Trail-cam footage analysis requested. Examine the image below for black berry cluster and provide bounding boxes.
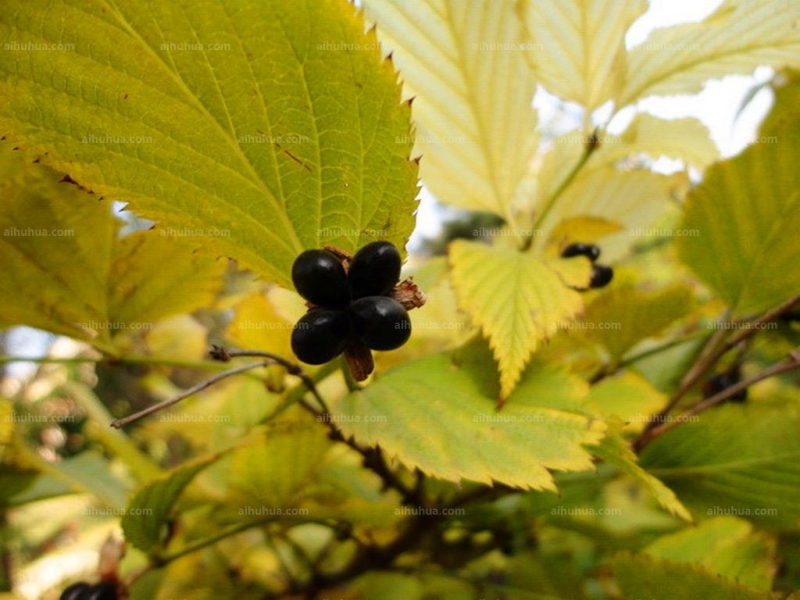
[291,241,411,365]
[60,581,117,600]
[560,242,613,290]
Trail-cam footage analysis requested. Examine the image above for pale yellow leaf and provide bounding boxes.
[619,0,800,106]
[449,239,584,399]
[604,114,719,170]
[363,0,538,222]
[537,168,689,260]
[521,0,647,110]
[145,315,208,361]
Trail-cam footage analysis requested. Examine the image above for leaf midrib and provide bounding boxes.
[102,0,302,251]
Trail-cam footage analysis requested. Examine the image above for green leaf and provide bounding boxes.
[122,452,224,552]
[0,0,418,289]
[520,0,647,111]
[0,146,116,344]
[329,350,606,491]
[644,516,776,591]
[590,421,691,521]
[449,239,587,399]
[584,372,665,430]
[363,0,537,223]
[759,70,800,136]
[226,420,331,507]
[107,231,225,333]
[618,0,800,106]
[614,552,780,600]
[581,285,694,363]
[0,145,225,349]
[640,403,800,528]
[677,115,800,315]
[46,451,131,510]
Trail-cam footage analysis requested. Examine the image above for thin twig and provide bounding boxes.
[212,346,331,414]
[525,128,602,250]
[635,292,800,450]
[110,361,270,428]
[636,347,800,451]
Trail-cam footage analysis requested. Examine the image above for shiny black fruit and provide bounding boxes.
[561,242,600,261]
[291,309,350,364]
[348,296,411,351]
[589,264,613,288]
[348,241,402,299]
[291,249,350,308]
[60,582,92,600]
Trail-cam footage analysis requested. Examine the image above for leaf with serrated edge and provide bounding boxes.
[613,552,776,600]
[644,516,775,592]
[590,420,691,521]
[520,0,646,111]
[122,452,224,552]
[0,0,418,289]
[640,403,800,528]
[449,239,585,399]
[330,351,606,491]
[678,115,800,316]
[618,0,800,106]
[363,0,537,223]
[0,146,224,350]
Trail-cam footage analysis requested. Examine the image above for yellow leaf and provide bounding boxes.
[619,0,800,106]
[449,239,584,399]
[606,114,719,170]
[108,232,226,335]
[225,289,299,359]
[582,285,695,363]
[537,168,689,260]
[363,0,538,223]
[520,0,647,111]
[145,315,208,361]
[0,147,116,345]
[0,144,225,350]
[545,216,625,255]
[591,419,692,521]
[585,372,665,433]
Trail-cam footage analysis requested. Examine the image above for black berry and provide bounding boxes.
[348,241,402,299]
[87,582,118,600]
[291,249,350,308]
[60,583,92,600]
[561,242,600,261]
[348,296,411,351]
[589,264,613,288]
[291,309,350,364]
[703,372,747,402]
